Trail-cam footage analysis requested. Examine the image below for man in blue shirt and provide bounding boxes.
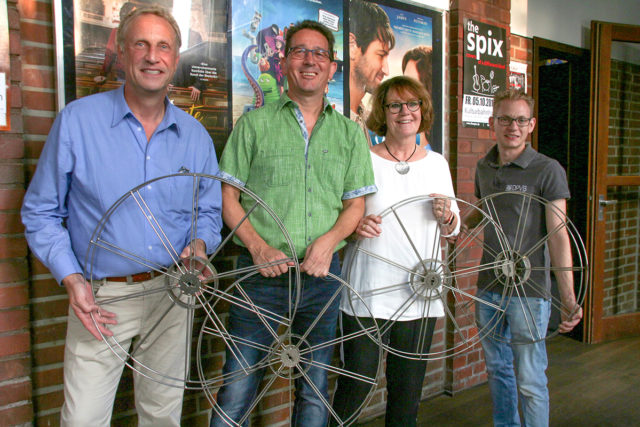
[21,7,222,426]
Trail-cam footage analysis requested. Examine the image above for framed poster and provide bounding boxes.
[229,0,344,126]
[347,0,443,153]
[54,0,230,154]
[461,18,507,129]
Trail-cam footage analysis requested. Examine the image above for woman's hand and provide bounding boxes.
[355,214,382,239]
[430,193,452,224]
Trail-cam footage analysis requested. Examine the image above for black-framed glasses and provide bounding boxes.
[384,100,422,114]
[495,116,533,127]
[286,46,332,62]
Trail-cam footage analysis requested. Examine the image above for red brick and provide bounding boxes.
[0,378,31,406]
[0,163,24,185]
[0,402,33,426]
[0,260,27,284]
[34,389,64,412]
[0,236,28,258]
[10,56,22,82]
[24,139,45,160]
[0,285,28,311]
[9,28,21,56]
[0,332,29,357]
[10,84,22,108]
[32,343,64,366]
[31,298,69,321]
[30,277,66,299]
[0,136,24,161]
[32,366,63,390]
[24,90,56,112]
[21,44,54,67]
[22,67,54,89]
[0,213,24,234]
[0,309,29,332]
[23,114,55,135]
[19,21,53,45]
[17,0,53,22]
[0,357,30,381]
[32,321,67,345]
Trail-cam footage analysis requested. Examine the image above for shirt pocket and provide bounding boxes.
[255,150,301,188]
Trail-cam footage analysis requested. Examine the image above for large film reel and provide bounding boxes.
[84,173,300,389]
[344,195,511,360]
[200,273,382,427]
[477,191,588,344]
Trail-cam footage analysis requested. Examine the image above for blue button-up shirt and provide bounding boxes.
[21,86,222,282]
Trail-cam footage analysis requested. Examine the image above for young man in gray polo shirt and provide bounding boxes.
[469,89,582,427]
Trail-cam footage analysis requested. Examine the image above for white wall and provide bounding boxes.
[513,0,640,63]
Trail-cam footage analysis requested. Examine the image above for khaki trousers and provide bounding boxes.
[60,276,188,426]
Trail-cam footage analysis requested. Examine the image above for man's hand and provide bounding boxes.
[300,234,335,277]
[249,244,294,277]
[559,304,583,333]
[180,239,211,278]
[62,273,116,340]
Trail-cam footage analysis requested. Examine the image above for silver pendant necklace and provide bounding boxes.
[383,141,417,175]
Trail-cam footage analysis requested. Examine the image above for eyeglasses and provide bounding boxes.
[495,116,533,127]
[286,46,331,62]
[384,100,422,114]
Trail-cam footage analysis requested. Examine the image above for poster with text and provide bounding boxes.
[230,0,344,126]
[462,18,507,129]
[348,0,442,152]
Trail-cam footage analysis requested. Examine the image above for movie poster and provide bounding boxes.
[348,0,442,153]
[462,18,507,129]
[62,0,230,154]
[230,0,344,126]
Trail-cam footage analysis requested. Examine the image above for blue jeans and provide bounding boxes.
[210,253,341,427]
[476,291,551,427]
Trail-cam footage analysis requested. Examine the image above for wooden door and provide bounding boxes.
[587,21,640,343]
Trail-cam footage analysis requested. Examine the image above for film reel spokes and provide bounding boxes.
[202,273,382,427]
[478,191,588,344]
[344,195,512,360]
[85,173,300,390]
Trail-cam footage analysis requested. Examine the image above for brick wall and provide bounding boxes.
[0,0,33,425]
[602,59,640,317]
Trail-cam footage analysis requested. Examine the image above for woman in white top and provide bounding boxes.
[332,76,459,426]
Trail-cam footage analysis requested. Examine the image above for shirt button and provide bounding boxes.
[147,245,152,250]
[308,212,312,217]
[308,188,312,192]
[147,185,152,190]
[138,127,142,132]
[146,156,151,160]
[308,237,312,242]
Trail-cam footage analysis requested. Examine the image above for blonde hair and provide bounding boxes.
[116,6,182,51]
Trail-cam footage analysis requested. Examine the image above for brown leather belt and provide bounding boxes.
[105,271,157,283]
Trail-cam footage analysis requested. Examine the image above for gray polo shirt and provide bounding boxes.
[474,144,570,298]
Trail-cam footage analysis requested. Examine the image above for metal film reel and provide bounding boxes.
[200,273,382,426]
[478,191,588,344]
[344,195,512,360]
[85,173,300,389]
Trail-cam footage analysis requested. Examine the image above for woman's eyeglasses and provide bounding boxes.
[384,100,422,114]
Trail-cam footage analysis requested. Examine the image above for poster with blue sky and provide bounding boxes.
[230,0,344,125]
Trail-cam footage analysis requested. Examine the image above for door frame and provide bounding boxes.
[587,21,640,343]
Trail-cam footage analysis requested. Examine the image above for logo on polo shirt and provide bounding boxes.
[505,184,528,192]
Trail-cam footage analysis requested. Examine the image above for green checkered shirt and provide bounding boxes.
[220,93,376,259]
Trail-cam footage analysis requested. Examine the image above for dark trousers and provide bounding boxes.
[331,313,436,427]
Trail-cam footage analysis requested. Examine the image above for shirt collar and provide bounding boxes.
[277,91,333,114]
[111,85,180,137]
[487,144,536,168]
